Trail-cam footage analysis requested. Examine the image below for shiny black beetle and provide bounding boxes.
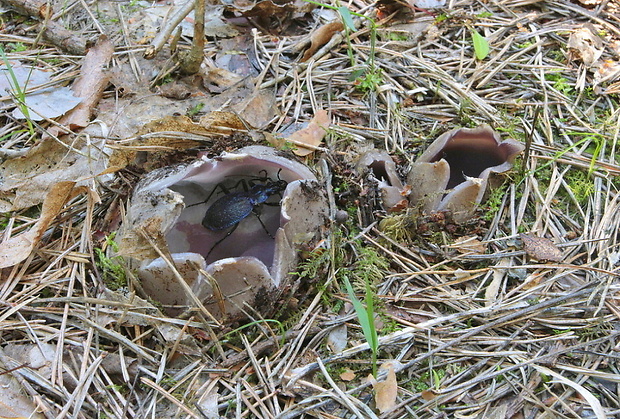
[202,174,287,231]
[190,170,288,256]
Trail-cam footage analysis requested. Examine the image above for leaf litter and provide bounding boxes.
[1,0,620,417]
[0,62,82,121]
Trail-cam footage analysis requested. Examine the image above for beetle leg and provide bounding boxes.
[187,178,247,208]
[206,222,240,257]
[252,210,275,238]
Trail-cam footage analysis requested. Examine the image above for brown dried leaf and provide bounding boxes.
[204,67,244,93]
[594,60,620,86]
[574,0,603,6]
[486,259,510,306]
[372,362,398,414]
[420,389,437,401]
[387,198,409,213]
[0,135,109,211]
[235,0,291,15]
[264,132,286,149]
[520,233,563,262]
[301,21,344,62]
[231,89,277,129]
[340,369,356,381]
[109,115,208,171]
[0,182,84,269]
[44,35,114,138]
[199,111,248,132]
[450,235,486,254]
[567,26,603,67]
[0,348,46,419]
[286,109,330,156]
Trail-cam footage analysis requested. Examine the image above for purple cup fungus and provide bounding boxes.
[117,146,328,320]
[407,125,524,222]
[356,150,410,212]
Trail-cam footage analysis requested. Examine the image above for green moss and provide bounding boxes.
[516,41,534,49]
[94,234,126,290]
[482,183,508,221]
[349,245,389,290]
[435,13,451,23]
[384,32,409,42]
[545,71,573,96]
[548,49,566,62]
[380,316,402,334]
[378,209,417,244]
[476,11,493,18]
[457,99,477,127]
[355,69,383,93]
[564,170,594,204]
[186,102,205,117]
[0,214,9,230]
[4,42,27,52]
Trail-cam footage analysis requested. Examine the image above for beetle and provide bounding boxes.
[188,170,288,256]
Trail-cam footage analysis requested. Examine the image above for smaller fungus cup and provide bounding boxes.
[408,125,524,222]
[357,150,408,211]
[117,146,328,320]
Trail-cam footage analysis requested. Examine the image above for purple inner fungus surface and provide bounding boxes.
[429,131,511,189]
[166,160,301,267]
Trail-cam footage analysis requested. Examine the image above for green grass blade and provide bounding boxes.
[344,276,373,343]
[364,280,378,353]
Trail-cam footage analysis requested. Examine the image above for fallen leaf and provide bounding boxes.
[340,369,356,381]
[231,88,277,129]
[420,389,437,401]
[301,21,344,62]
[575,0,603,4]
[450,235,486,254]
[199,111,249,133]
[204,66,244,93]
[0,62,50,92]
[286,109,330,156]
[326,324,347,352]
[0,182,84,269]
[387,198,409,213]
[532,365,606,419]
[0,350,45,419]
[0,136,108,211]
[485,259,510,306]
[520,233,563,262]
[372,362,398,414]
[0,62,81,121]
[12,87,82,120]
[109,115,208,171]
[44,34,114,138]
[196,390,220,419]
[567,26,603,67]
[594,60,620,87]
[60,35,114,126]
[157,81,192,99]
[264,132,287,149]
[410,0,446,9]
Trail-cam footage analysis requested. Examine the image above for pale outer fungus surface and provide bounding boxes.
[118,146,328,320]
[409,125,525,222]
[358,125,524,222]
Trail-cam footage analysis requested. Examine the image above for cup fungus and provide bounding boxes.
[117,146,328,320]
[408,125,524,222]
[357,150,409,211]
